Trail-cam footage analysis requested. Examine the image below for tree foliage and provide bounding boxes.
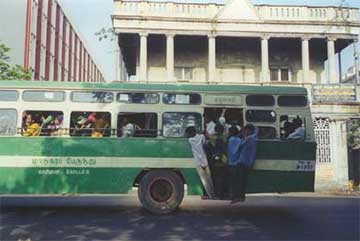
[348,119,360,150]
[95,28,116,42]
[0,43,31,80]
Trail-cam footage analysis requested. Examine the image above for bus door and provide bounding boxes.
[203,107,243,198]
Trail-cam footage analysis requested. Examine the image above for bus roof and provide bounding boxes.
[0,80,307,95]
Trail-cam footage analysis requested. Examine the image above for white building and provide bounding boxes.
[112,0,360,191]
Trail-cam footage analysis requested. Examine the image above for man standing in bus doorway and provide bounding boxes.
[231,124,258,204]
[186,126,216,199]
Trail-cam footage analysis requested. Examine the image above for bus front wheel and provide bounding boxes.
[138,170,184,215]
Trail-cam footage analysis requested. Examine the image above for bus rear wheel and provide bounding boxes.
[138,170,184,215]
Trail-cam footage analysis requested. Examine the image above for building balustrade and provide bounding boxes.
[115,0,358,23]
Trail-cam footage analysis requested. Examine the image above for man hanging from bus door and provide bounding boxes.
[185,126,216,199]
[230,124,258,204]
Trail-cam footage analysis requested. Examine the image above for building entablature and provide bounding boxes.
[113,0,360,38]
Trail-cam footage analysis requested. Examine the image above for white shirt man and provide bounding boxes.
[188,132,216,199]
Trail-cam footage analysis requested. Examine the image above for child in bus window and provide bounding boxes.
[50,115,64,136]
[23,114,41,137]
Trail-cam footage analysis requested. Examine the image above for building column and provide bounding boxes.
[327,37,337,83]
[139,32,148,82]
[261,36,270,82]
[166,34,175,81]
[301,37,310,83]
[354,39,359,85]
[208,34,216,83]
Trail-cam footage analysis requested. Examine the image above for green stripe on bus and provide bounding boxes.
[0,167,314,195]
[0,138,316,160]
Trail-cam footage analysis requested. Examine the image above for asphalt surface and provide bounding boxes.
[0,194,359,241]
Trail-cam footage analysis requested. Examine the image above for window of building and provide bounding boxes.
[117,93,159,104]
[23,91,65,102]
[118,112,158,138]
[0,109,17,136]
[280,115,306,140]
[256,126,277,140]
[70,112,111,137]
[0,90,19,101]
[71,91,113,103]
[175,67,193,81]
[22,111,64,137]
[246,110,276,123]
[246,95,275,107]
[163,93,201,105]
[278,96,308,107]
[270,68,290,81]
[163,112,202,138]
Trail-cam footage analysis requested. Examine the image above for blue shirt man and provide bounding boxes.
[238,129,258,168]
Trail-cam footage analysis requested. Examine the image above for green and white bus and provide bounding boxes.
[0,80,316,214]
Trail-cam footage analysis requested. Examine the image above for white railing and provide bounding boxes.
[114,1,359,23]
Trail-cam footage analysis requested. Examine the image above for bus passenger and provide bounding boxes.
[287,118,305,140]
[23,114,41,137]
[227,126,243,200]
[208,123,228,198]
[91,113,107,138]
[231,124,258,204]
[122,117,135,137]
[50,115,64,136]
[185,126,216,199]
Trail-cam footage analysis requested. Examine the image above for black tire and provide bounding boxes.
[138,170,184,215]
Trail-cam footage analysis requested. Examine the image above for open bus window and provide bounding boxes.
[23,91,65,102]
[70,112,111,138]
[163,112,202,138]
[22,111,64,137]
[0,90,19,101]
[117,93,159,104]
[246,110,276,123]
[0,109,17,136]
[204,108,243,135]
[280,115,306,140]
[163,93,201,105]
[256,126,277,140]
[71,91,113,103]
[118,113,158,138]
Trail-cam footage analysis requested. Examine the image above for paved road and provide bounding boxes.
[0,195,359,241]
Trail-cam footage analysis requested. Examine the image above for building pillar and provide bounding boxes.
[166,34,175,81]
[327,37,337,83]
[301,37,310,83]
[139,32,148,82]
[354,39,359,85]
[208,34,216,83]
[261,36,270,82]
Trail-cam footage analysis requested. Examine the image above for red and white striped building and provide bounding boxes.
[0,0,105,82]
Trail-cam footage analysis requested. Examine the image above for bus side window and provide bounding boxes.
[0,109,17,136]
[118,113,158,138]
[70,112,111,138]
[280,115,306,140]
[256,126,277,140]
[163,112,202,138]
[22,111,64,137]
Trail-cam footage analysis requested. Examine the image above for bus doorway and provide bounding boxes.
[203,107,243,199]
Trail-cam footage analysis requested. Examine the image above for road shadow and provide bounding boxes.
[0,196,359,241]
